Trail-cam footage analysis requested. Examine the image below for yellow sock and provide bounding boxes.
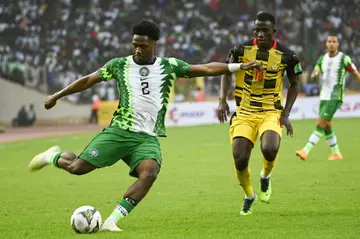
[235,167,254,197]
[261,157,277,178]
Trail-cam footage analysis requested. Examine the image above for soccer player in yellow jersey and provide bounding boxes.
[218,12,302,215]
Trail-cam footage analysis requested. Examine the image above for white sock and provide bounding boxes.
[245,193,256,200]
[109,215,118,223]
[303,131,323,153]
[44,151,56,163]
[260,170,271,179]
[109,205,128,223]
[326,134,337,146]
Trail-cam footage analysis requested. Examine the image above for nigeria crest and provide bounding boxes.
[139,67,150,77]
[89,148,99,157]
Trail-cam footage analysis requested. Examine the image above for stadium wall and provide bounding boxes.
[166,95,360,126]
[0,78,90,125]
[98,95,360,127]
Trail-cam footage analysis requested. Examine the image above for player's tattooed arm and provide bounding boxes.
[44,72,102,110]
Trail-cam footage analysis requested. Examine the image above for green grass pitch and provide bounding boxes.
[0,119,359,239]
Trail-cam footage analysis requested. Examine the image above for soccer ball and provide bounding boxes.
[70,205,102,234]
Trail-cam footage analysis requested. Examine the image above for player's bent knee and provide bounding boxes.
[232,138,252,171]
[136,159,159,183]
[139,170,158,184]
[317,118,329,128]
[234,159,248,171]
[61,151,77,161]
[261,144,279,162]
[68,158,96,175]
[68,164,86,175]
[260,131,280,161]
[233,151,249,163]
[325,121,332,129]
[233,151,250,171]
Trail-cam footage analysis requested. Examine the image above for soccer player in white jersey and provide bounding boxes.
[296,33,360,161]
[28,20,262,232]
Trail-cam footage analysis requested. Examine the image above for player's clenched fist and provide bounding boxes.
[44,95,58,110]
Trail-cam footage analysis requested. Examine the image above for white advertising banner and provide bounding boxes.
[165,101,234,127]
[165,95,360,127]
[289,95,360,120]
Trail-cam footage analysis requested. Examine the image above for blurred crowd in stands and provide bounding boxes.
[1,0,360,103]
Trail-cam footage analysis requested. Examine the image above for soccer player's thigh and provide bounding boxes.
[230,114,258,163]
[230,114,259,145]
[318,100,343,127]
[122,134,161,178]
[259,113,282,156]
[78,127,135,169]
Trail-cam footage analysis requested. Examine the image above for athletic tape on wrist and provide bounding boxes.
[228,63,242,72]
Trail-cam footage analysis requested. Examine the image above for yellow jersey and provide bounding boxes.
[226,39,302,114]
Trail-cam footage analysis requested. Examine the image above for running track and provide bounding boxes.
[0,125,103,143]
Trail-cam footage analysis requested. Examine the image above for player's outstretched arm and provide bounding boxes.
[186,61,263,78]
[44,71,102,110]
[218,74,232,123]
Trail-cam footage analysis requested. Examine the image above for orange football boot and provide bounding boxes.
[328,153,343,161]
[296,149,308,161]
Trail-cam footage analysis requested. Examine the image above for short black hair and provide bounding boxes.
[328,31,339,38]
[132,20,160,41]
[255,12,276,25]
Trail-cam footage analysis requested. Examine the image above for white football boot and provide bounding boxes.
[28,145,61,171]
[100,218,123,232]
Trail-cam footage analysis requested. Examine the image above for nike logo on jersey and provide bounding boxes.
[140,77,148,81]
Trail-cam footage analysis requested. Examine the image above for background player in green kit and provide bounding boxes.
[296,33,360,161]
[28,20,262,232]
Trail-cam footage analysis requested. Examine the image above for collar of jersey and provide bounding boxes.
[252,39,277,49]
[130,55,160,66]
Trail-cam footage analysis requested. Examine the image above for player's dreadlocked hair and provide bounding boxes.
[132,20,160,41]
[255,12,276,25]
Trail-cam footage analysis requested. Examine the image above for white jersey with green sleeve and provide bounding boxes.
[97,56,191,137]
[315,51,357,101]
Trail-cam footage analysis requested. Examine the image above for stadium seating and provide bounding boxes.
[0,0,359,102]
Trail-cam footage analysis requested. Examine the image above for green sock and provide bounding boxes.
[49,152,62,167]
[110,198,136,222]
[325,129,341,154]
[304,126,324,153]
